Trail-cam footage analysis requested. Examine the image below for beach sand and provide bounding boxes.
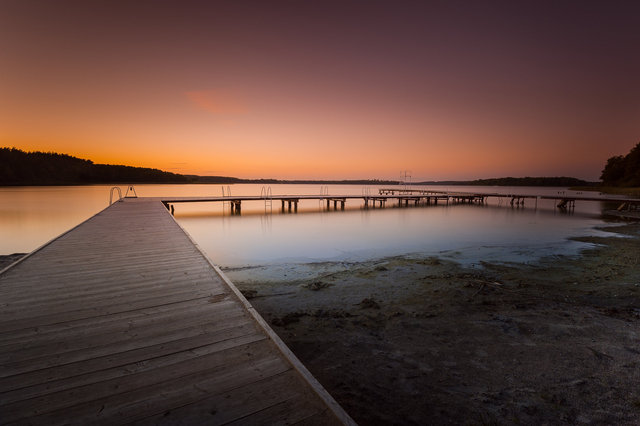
[225,222,640,425]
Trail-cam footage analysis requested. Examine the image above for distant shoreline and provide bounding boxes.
[1,148,598,187]
[1,178,599,187]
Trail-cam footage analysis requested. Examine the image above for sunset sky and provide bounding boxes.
[1,0,639,181]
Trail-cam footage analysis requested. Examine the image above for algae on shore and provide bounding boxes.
[225,223,640,425]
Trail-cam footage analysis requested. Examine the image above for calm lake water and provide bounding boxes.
[0,184,620,268]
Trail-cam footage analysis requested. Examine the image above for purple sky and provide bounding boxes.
[1,0,639,180]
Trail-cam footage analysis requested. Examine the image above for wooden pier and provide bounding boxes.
[160,193,453,215]
[378,188,640,210]
[0,199,354,425]
[159,190,640,215]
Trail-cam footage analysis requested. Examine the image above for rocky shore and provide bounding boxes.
[226,222,640,425]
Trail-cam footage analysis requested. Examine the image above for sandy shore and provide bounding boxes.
[225,222,640,425]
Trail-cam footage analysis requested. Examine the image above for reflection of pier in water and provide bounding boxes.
[158,188,640,215]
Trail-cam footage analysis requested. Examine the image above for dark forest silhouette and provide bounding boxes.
[1,147,597,187]
[418,176,591,187]
[0,148,189,185]
[600,142,640,187]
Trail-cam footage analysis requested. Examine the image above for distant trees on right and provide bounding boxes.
[600,142,640,187]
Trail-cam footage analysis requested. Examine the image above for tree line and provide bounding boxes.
[0,148,398,186]
[600,142,640,187]
[5,145,634,187]
[0,148,190,185]
[417,176,592,187]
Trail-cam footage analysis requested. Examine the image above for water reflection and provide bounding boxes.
[0,186,111,253]
[177,200,612,268]
[0,184,618,267]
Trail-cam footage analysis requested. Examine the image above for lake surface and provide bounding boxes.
[0,184,621,268]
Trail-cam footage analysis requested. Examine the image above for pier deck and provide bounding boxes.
[157,189,640,215]
[0,199,353,425]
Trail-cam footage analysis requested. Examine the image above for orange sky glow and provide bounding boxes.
[1,1,639,181]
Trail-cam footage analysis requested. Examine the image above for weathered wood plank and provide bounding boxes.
[131,370,313,425]
[2,341,286,423]
[0,287,222,328]
[0,297,213,343]
[0,272,225,313]
[1,308,250,376]
[0,199,353,425]
[0,275,223,313]
[0,298,238,357]
[1,330,266,404]
[226,393,329,426]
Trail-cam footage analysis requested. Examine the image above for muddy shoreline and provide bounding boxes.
[226,222,640,425]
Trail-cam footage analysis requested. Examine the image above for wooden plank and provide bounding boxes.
[0,287,222,328]
[226,393,328,426]
[0,321,260,393]
[131,370,312,425]
[0,199,353,425]
[2,341,286,423]
[0,296,214,343]
[1,330,266,404]
[0,297,236,355]
[0,266,217,297]
[0,271,223,313]
[0,274,222,313]
[0,296,222,347]
[1,306,249,375]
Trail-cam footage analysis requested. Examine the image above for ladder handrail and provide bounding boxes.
[124,185,137,198]
[260,185,273,200]
[109,187,122,205]
[261,186,273,213]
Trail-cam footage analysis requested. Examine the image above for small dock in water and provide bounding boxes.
[157,187,640,215]
[378,188,640,210]
[0,199,354,425]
